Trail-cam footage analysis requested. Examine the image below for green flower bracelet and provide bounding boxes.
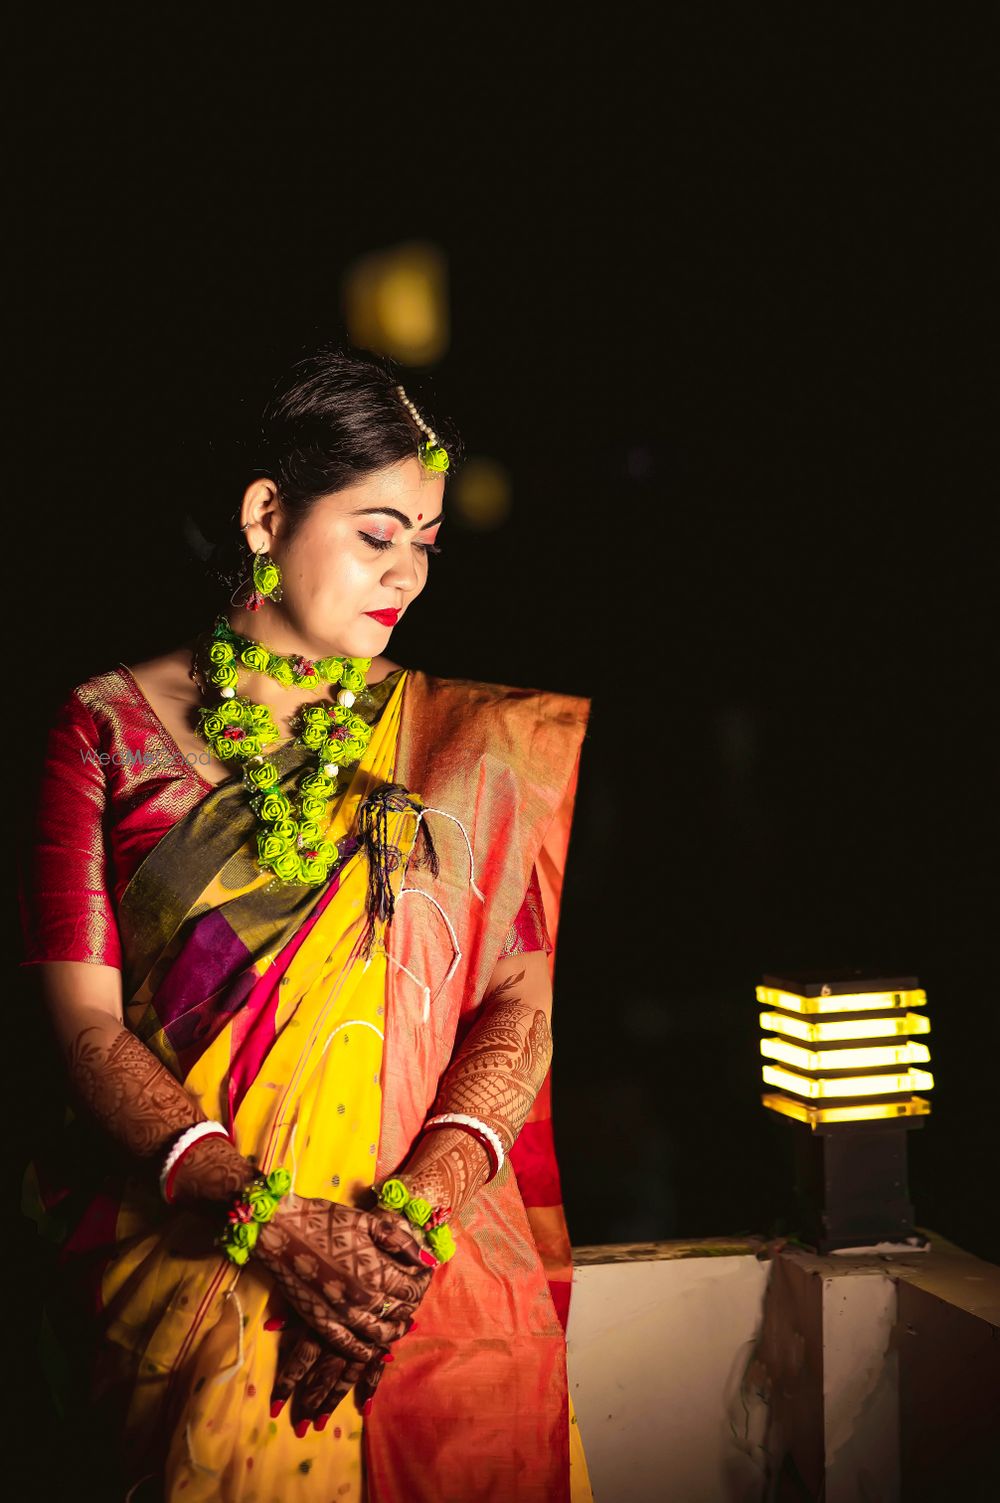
[219,1167,292,1267]
[376,1177,456,1263]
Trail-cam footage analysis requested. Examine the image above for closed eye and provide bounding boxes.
[359,533,442,556]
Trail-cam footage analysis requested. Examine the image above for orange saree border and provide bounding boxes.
[364,670,591,1503]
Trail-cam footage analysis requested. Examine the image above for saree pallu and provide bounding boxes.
[45,668,591,1502]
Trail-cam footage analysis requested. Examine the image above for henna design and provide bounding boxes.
[255,1193,432,1390]
[169,1134,257,1206]
[397,1128,492,1219]
[67,1024,205,1158]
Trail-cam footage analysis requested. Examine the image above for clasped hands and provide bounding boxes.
[252,1190,434,1432]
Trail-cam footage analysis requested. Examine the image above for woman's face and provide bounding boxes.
[240,457,445,660]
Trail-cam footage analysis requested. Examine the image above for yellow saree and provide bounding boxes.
[85,667,592,1501]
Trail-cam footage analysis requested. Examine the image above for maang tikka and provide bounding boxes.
[397,385,450,472]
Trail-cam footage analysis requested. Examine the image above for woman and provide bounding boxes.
[18,348,592,1502]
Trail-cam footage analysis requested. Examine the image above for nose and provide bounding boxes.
[381,547,419,594]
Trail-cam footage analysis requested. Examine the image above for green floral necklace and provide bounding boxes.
[192,615,373,887]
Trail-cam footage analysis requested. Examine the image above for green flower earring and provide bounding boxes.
[246,546,282,612]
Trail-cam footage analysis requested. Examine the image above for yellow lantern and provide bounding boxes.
[759,977,933,1127]
[759,972,932,1251]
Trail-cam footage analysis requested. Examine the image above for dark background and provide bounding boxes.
[11,6,996,1284]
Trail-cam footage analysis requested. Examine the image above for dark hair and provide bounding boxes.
[210,345,461,591]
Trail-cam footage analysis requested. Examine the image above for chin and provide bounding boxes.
[339,620,392,660]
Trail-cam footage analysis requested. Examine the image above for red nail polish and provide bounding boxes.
[263,1316,286,1331]
[418,1249,436,1267]
[294,1418,310,1439]
[408,1320,419,1333]
[315,1412,332,1432]
[382,1350,395,1363]
[270,1399,286,1418]
[363,1398,374,1415]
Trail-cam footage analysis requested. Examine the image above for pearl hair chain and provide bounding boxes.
[396,385,440,447]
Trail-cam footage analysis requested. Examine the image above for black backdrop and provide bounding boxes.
[11,9,996,1275]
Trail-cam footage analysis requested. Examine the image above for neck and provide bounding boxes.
[226,606,346,664]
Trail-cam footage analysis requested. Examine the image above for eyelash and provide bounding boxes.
[359,533,442,556]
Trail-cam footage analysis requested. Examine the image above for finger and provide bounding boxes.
[263,1294,290,1332]
[367,1209,429,1266]
[304,1315,379,1368]
[326,1356,368,1421]
[357,1356,387,1412]
[379,1260,434,1305]
[342,1299,414,1350]
[291,1351,346,1426]
[271,1330,324,1407]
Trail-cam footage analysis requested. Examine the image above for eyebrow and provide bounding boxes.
[349,507,444,530]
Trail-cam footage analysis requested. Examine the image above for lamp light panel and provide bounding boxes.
[761,1063,935,1099]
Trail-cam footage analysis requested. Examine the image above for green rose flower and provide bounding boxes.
[301,705,328,727]
[222,700,247,723]
[245,760,279,790]
[378,1179,409,1212]
[297,818,323,845]
[271,849,302,882]
[235,735,262,758]
[210,663,239,691]
[208,641,235,665]
[425,1223,456,1261]
[315,656,344,683]
[315,839,338,864]
[240,643,271,673]
[265,1167,292,1197]
[331,705,350,727]
[298,856,329,886]
[299,795,327,821]
[201,712,224,739]
[214,736,238,761]
[258,831,291,864]
[404,1196,433,1228]
[271,818,297,842]
[419,441,450,473]
[253,560,281,597]
[246,1185,280,1222]
[300,771,335,798]
[230,1220,260,1251]
[342,664,366,694]
[259,791,292,822]
[226,1243,251,1266]
[342,737,366,762]
[271,659,294,688]
[299,725,326,751]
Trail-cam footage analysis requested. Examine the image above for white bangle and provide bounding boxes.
[159,1120,230,1203]
[424,1113,506,1180]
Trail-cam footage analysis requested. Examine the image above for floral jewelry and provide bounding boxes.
[245,546,283,612]
[396,385,450,473]
[377,1177,457,1263]
[219,1167,292,1266]
[193,616,373,887]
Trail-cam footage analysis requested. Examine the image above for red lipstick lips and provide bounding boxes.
[365,608,400,626]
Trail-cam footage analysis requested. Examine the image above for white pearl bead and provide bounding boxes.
[338,689,356,707]
[324,763,338,777]
[221,687,236,699]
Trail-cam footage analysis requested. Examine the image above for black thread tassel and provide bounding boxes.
[356,783,437,958]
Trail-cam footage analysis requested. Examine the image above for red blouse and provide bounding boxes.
[18,666,552,970]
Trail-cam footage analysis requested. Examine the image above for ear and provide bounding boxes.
[239,479,283,553]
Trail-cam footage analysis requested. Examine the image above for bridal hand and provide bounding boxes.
[255,1193,432,1414]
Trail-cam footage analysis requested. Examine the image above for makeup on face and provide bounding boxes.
[354,507,444,555]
